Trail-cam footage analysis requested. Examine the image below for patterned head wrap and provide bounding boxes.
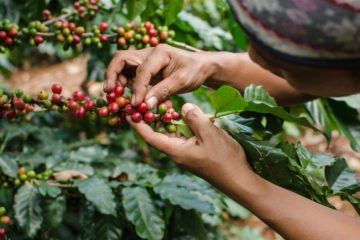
[227,0,360,68]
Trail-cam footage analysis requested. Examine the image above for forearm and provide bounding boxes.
[206,52,314,106]
[212,169,360,240]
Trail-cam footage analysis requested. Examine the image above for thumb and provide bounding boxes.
[182,103,214,141]
[145,77,179,109]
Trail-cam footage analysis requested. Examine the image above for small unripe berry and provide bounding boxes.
[38,90,48,100]
[114,84,125,97]
[137,102,148,113]
[75,106,86,118]
[166,124,177,133]
[51,83,62,94]
[96,98,106,107]
[27,170,36,178]
[67,99,79,110]
[73,91,85,101]
[158,103,167,115]
[144,112,156,123]
[43,100,52,109]
[108,102,120,113]
[131,112,142,123]
[98,106,109,118]
[84,100,95,110]
[54,21,63,29]
[0,207,6,216]
[117,27,125,35]
[52,94,62,103]
[106,92,116,102]
[14,98,25,109]
[162,113,172,123]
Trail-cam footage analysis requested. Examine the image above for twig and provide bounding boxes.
[171,40,203,52]
[43,11,75,26]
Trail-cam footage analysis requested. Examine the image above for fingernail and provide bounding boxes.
[131,94,136,105]
[103,82,107,90]
[147,96,158,109]
[182,103,194,115]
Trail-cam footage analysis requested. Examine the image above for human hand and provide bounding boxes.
[104,44,219,109]
[127,102,252,184]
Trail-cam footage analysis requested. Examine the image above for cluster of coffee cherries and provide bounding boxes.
[0,20,20,51]
[0,206,11,239]
[73,0,101,19]
[0,167,53,188]
[0,83,182,134]
[52,20,86,46]
[111,21,175,50]
[21,21,49,46]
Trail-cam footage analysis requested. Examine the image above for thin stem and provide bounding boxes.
[43,11,75,26]
[171,40,203,52]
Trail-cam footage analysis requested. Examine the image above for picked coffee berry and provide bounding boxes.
[14,98,25,109]
[0,228,6,238]
[73,91,85,101]
[137,102,148,113]
[106,92,116,102]
[75,106,86,118]
[52,94,62,103]
[162,113,172,123]
[67,99,79,110]
[108,102,120,113]
[144,111,156,123]
[131,112,142,123]
[98,106,109,118]
[84,100,95,110]
[114,84,125,97]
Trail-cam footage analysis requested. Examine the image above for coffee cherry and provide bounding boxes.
[75,106,86,118]
[142,35,150,44]
[160,31,168,40]
[162,113,172,123]
[84,99,95,110]
[166,124,177,133]
[73,1,80,9]
[137,102,148,113]
[8,28,18,37]
[114,84,125,97]
[108,102,120,113]
[0,228,6,238]
[124,32,133,40]
[24,104,34,112]
[125,104,134,114]
[144,112,156,123]
[149,37,159,46]
[43,99,52,109]
[171,111,180,120]
[117,37,126,46]
[108,116,118,126]
[106,92,116,102]
[14,98,25,109]
[158,103,167,115]
[23,95,32,103]
[96,98,106,107]
[4,37,13,46]
[99,22,108,32]
[98,106,109,118]
[0,207,5,216]
[88,111,97,121]
[34,35,44,44]
[73,91,85,101]
[148,28,157,37]
[117,27,125,36]
[52,94,62,103]
[68,22,76,31]
[42,9,52,20]
[73,34,81,44]
[27,170,36,178]
[144,21,152,30]
[99,34,108,43]
[54,21,63,29]
[67,99,79,110]
[116,97,127,108]
[0,216,11,225]
[0,31,6,39]
[18,167,27,175]
[131,112,142,123]
[75,26,85,35]
[37,90,48,100]
[51,84,62,95]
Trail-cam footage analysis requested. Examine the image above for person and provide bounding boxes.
[104,0,360,239]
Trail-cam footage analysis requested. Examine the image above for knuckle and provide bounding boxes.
[155,44,168,52]
[157,85,171,98]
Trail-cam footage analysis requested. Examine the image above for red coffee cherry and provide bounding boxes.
[108,102,120,113]
[99,22,109,32]
[75,106,86,118]
[73,91,85,101]
[149,37,159,46]
[52,94,62,103]
[114,84,125,97]
[84,100,95,110]
[8,28,18,37]
[68,22,76,31]
[34,35,45,44]
[116,97,127,108]
[162,113,172,123]
[51,83,62,94]
[98,106,109,117]
[73,34,81,44]
[106,92,116,102]
[0,31,6,39]
[144,112,156,123]
[4,37,13,46]
[6,110,16,120]
[137,102,148,113]
[131,112,142,123]
[99,34,108,43]
[143,21,152,30]
[14,98,25,109]
[148,28,157,37]
[73,1,80,9]
[160,31,168,40]
[42,9,52,20]
[67,99,79,110]
[125,104,134,114]
[171,111,180,120]
[0,228,6,238]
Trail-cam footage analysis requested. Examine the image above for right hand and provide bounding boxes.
[104,44,219,108]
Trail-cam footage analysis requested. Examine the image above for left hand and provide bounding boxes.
[127,103,252,184]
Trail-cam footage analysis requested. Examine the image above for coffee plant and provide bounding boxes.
[0,0,359,240]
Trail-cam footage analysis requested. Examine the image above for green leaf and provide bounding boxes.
[0,154,18,178]
[122,186,165,240]
[14,184,43,238]
[223,197,251,219]
[69,145,108,163]
[332,94,360,109]
[43,196,66,230]
[39,181,61,198]
[126,0,148,19]
[164,0,184,25]
[154,174,214,214]
[173,119,193,138]
[210,85,247,117]
[325,158,358,193]
[176,209,207,240]
[77,176,117,216]
[244,85,277,106]
[92,214,124,240]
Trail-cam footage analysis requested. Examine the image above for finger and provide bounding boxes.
[104,54,126,92]
[126,115,183,154]
[118,74,127,86]
[145,76,182,109]
[132,47,171,106]
[181,103,215,141]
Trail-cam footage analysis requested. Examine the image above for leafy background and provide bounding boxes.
[1,0,359,239]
